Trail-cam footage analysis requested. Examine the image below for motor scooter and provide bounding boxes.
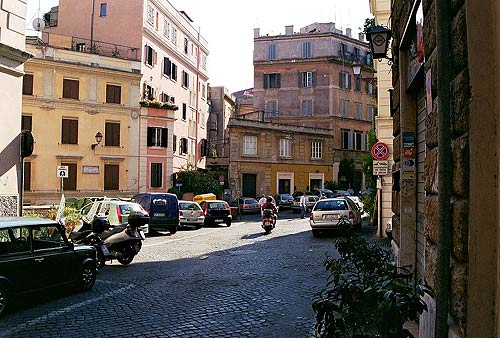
[262,209,276,234]
[70,210,148,268]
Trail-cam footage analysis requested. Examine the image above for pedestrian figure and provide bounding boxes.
[258,194,267,216]
[300,194,307,219]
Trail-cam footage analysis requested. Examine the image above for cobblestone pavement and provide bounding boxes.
[0,210,377,338]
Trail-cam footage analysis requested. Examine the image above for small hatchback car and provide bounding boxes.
[0,217,97,317]
[178,200,205,229]
[309,197,362,236]
[199,200,232,227]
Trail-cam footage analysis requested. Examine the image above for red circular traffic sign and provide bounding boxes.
[371,142,390,160]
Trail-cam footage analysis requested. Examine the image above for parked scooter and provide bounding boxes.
[262,208,276,234]
[70,210,148,269]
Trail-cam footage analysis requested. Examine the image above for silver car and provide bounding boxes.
[309,197,362,236]
[178,200,205,229]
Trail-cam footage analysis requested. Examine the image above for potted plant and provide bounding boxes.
[312,232,433,338]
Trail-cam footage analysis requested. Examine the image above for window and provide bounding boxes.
[147,127,168,147]
[202,54,207,70]
[200,139,208,157]
[22,115,32,131]
[151,163,162,188]
[144,84,154,100]
[100,3,107,16]
[339,71,350,89]
[242,135,257,155]
[268,43,276,60]
[163,20,170,38]
[182,103,187,120]
[354,131,364,151]
[263,73,281,89]
[147,4,154,25]
[311,141,322,159]
[106,84,121,104]
[302,41,312,58]
[367,81,374,94]
[63,79,79,99]
[201,84,206,99]
[341,129,351,149]
[179,137,188,154]
[300,71,315,87]
[104,164,119,190]
[61,118,78,144]
[339,42,348,57]
[23,74,33,95]
[341,100,349,118]
[266,100,277,117]
[184,38,188,54]
[32,226,66,248]
[173,135,177,152]
[301,99,313,116]
[171,27,177,45]
[24,161,31,191]
[367,105,374,121]
[155,12,159,30]
[171,62,177,81]
[163,57,171,77]
[61,162,77,190]
[354,47,360,59]
[279,138,291,157]
[145,45,155,66]
[105,122,120,146]
[182,70,189,88]
[355,76,362,91]
[355,103,362,120]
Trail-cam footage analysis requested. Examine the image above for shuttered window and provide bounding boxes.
[106,84,121,104]
[63,79,79,99]
[147,127,168,147]
[105,122,120,146]
[23,74,33,95]
[61,119,78,144]
[151,163,162,188]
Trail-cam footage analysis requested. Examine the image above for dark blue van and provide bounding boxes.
[131,193,179,234]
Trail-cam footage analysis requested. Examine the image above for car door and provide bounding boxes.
[31,225,78,287]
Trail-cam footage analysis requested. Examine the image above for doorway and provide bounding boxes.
[242,174,257,198]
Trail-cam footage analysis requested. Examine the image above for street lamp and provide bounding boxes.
[91,131,103,150]
[352,62,362,77]
[366,25,393,60]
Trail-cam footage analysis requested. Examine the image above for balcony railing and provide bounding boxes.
[40,32,140,61]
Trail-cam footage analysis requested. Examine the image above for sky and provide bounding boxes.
[26,0,372,93]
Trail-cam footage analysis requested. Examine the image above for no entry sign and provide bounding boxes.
[371,142,390,160]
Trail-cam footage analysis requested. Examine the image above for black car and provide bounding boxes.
[0,217,97,317]
[274,194,294,210]
[199,200,233,227]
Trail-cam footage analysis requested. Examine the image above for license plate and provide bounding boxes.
[154,213,165,216]
[323,214,339,220]
[188,218,197,222]
[100,245,109,256]
[215,219,223,222]
[264,221,271,225]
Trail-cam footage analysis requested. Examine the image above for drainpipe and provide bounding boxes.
[435,0,452,336]
[90,0,95,52]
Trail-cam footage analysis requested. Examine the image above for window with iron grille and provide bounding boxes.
[301,99,313,116]
[147,127,168,147]
[23,74,33,95]
[151,163,162,188]
[341,100,349,118]
[106,84,121,104]
[355,103,362,120]
[268,44,277,60]
[105,122,120,146]
[263,73,281,89]
[311,141,322,159]
[63,79,79,99]
[300,71,314,87]
[61,118,78,144]
[302,42,312,59]
[279,138,291,158]
[104,164,119,190]
[243,135,257,155]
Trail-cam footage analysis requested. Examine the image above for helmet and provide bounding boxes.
[266,196,272,202]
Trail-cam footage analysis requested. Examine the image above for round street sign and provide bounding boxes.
[371,142,390,160]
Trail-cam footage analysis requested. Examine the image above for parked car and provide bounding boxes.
[199,200,232,227]
[291,195,320,214]
[292,191,314,198]
[178,200,205,229]
[230,197,260,214]
[0,217,97,317]
[82,199,149,234]
[313,189,335,198]
[346,195,364,212]
[131,193,179,234]
[274,193,294,210]
[333,189,352,197]
[309,197,363,236]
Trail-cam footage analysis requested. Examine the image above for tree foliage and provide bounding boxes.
[174,167,227,196]
[363,17,376,34]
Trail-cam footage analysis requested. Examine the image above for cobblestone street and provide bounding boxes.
[0,211,375,338]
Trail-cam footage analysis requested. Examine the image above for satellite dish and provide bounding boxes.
[32,18,45,32]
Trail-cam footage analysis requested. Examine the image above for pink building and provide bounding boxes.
[44,0,210,193]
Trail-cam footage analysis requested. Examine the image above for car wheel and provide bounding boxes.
[77,263,96,292]
[169,226,177,235]
[226,221,232,227]
[96,248,106,270]
[0,284,8,317]
[312,229,321,237]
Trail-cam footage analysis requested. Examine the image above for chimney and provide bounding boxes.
[285,25,294,35]
[346,28,352,38]
[254,28,260,38]
[359,32,365,41]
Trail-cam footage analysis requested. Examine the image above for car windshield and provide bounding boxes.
[179,202,201,210]
[153,199,167,205]
[314,200,347,211]
[243,198,258,204]
[281,194,293,199]
[208,202,227,209]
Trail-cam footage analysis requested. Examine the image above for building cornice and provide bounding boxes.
[0,43,32,63]
[228,118,333,137]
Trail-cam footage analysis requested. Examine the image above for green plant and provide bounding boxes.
[313,233,433,338]
[150,100,162,108]
[139,99,150,107]
[161,101,179,110]
[46,206,82,234]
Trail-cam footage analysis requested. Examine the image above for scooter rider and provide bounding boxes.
[262,196,278,222]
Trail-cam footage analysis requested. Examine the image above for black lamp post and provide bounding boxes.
[366,25,392,60]
[91,131,103,150]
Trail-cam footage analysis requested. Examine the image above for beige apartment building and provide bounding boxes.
[22,37,142,205]
[246,23,375,195]
[43,0,209,191]
[0,1,31,216]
